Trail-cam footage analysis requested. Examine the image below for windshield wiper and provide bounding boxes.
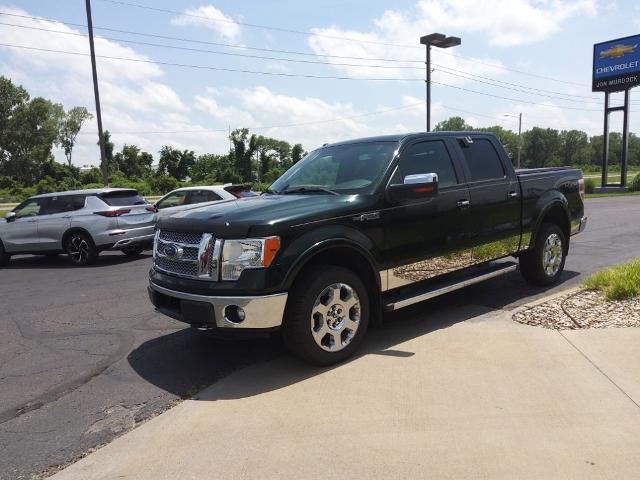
[281,185,339,195]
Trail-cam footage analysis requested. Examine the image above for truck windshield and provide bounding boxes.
[269,141,398,195]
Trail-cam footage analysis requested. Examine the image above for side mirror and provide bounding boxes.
[5,212,16,223]
[387,173,438,203]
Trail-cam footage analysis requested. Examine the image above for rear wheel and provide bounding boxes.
[121,245,144,257]
[0,243,10,267]
[283,266,369,366]
[519,223,566,286]
[65,232,98,266]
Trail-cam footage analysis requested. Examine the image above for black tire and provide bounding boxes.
[65,232,98,266]
[282,265,370,366]
[121,245,144,257]
[0,242,10,267]
[519,222,566,286]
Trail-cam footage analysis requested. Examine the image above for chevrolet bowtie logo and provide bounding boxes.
[600,43,638,59]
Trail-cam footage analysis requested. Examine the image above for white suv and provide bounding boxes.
[154,184,257,219]
[0,188,157,266]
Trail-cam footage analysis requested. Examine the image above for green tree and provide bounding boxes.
[157,146,195,180]
[230,128,257,181]
[559,129,589,166]
[434,116,473,132]
[113,144,153,179]
[292,143,305,164]
[522,127,561,168]
[190,153,233,183]
[57,106,93,167]
[0,77,63,184]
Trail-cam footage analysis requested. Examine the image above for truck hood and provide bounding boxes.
[157,193,375,237]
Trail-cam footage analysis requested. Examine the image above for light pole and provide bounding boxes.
[420,33,461,132]
[505,113,522,168]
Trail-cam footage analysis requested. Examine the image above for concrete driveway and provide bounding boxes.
[52,299,640,480]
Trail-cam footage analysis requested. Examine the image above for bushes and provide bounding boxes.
[584,178,596,194]
[629,173,640,192]
[584,258,640,300]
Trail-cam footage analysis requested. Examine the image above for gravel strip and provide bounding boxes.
[513,289,640,330]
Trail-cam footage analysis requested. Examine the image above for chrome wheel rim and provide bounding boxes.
[542,233,563,276]
[310,283,360,352]
[68,236,90,264]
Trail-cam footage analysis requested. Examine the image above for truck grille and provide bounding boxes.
[153,230,218,280]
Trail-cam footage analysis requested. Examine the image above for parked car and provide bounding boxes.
[155,184,257,219]
[147,132,586,365]
[0,188,157,267]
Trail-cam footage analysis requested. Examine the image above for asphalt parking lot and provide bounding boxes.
[1,196,639,479]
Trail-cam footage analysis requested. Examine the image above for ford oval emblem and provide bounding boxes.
[163,243,183,260]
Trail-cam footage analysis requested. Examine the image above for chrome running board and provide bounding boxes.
[383,261,518,311]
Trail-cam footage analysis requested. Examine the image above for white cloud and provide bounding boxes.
[307,0,595,82]
[171,5,241,42]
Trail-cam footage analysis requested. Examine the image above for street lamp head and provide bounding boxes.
[420,33,445,45]
[439,36,461,48]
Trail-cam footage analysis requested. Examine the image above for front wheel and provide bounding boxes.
[65,232,98,266]
[283,266,369,366]
[519,223,567,286]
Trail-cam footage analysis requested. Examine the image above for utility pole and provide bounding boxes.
[85,0,108,186]
[420,33,461,132]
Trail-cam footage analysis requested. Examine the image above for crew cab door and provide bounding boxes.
[382,138,472,289]
[37,195,83,250]
[455,136,522,261]
[2,198,45,252]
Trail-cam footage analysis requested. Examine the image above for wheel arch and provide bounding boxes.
[61,227,96,250]
[532,201,571,253]
[283,239,383,327]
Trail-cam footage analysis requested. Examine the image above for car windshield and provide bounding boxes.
[268,141,398,195]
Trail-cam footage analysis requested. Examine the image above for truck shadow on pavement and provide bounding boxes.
[128,270,580,401]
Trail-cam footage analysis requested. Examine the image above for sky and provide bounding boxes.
[1,0,640,167]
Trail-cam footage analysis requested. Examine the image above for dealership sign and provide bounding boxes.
[593,34,640,92]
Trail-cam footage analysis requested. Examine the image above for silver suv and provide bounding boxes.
[0,188,157,266]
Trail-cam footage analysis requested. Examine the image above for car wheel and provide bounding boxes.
[65,232,98,266]
[519,222,566,286]
[121,245,144,257]
[283,266,369,366]
[0,242,10,267]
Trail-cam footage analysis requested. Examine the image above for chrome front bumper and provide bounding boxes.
[571,216,588,235]
[148,281,287,330]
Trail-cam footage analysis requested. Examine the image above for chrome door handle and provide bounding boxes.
[508,191,518,199]
[457,199,470,208]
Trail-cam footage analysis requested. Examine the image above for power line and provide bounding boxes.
[0,42,423,81]
[433,49,588,87]
[0,12,424,64]
[0,10,608,93]
[0,21,423,71]
[3,41,629,113]
[98,0,422,49]
[3,19,631,107]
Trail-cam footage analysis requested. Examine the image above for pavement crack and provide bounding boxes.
[557,330,640,411]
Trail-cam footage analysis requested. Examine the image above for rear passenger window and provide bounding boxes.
[42,195,85,214]
[461,139,505,182]
[189,190,221,204]
[396,141,458,188]
[100,191,146,206]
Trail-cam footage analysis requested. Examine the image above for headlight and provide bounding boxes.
[221,236,280,281]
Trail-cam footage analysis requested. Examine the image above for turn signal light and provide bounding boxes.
[94,209,131,217]
[263,236,281,267]
[578,178,585,201]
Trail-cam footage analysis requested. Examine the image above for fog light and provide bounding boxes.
[224,305,246,324]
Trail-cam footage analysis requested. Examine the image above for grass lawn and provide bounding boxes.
[586,191,640,199]
[583,258,640,300]
[0,209,10,218]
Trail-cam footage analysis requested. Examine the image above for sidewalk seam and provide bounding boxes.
[557,330,640,411]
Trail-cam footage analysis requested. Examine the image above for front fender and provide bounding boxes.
[279,225,381,290]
